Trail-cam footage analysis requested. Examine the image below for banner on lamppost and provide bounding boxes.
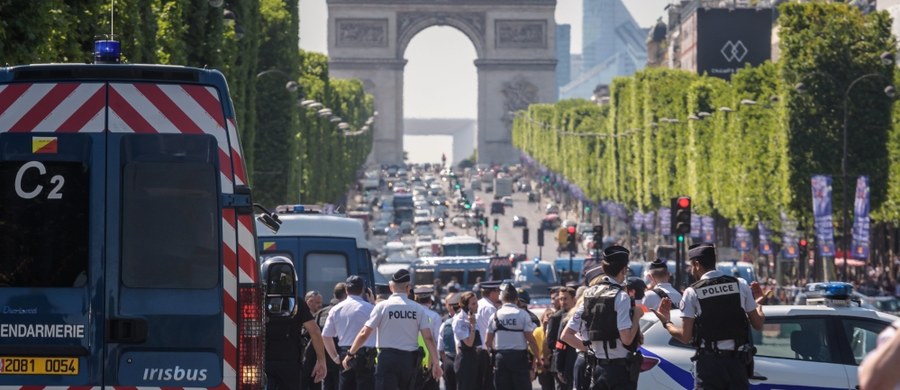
[734,225,752,252]
[632,212,645,232]
[701,216,715,243]
[643,211,656,233]
[851,176,870,259]
[660,207,671,236]
[780,211,799,259]
[758,222,772,255]
[811,175,836,257]
[691,214,702,239]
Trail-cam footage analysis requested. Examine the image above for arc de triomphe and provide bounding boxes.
[327,0,557,164]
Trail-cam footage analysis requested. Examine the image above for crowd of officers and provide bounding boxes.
[267,242,768,390]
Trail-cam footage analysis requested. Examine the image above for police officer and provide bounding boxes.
[475,280,502,390]
[322,276,375,390]
[451,291,480,390]
[343,269,442,390]
[484,282,540,390]
[439,293,461,390]
[651,243,765,390]
[413,286,442,390]
[560,246,644,390]
[641,259,682,311]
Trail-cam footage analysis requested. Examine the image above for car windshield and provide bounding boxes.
[443,243,482,256]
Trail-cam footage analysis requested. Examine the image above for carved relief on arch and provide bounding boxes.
[396,12,485,56]
[501,75,538,128]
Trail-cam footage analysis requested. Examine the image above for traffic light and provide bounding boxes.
[566,225,577,253]
[493,218,500,231]
[592,225,603,249]
[537,228,545,247]
[523,228,530,245]
[672,196,692,238]
[799,238,808,258]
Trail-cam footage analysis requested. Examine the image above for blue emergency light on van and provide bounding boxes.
[93,39,121,63]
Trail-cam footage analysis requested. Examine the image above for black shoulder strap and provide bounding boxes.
[652,287,669,299]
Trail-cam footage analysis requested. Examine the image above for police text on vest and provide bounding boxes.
[388,310,417,319]
[696,283,739,299]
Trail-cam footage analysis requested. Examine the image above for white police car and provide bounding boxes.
[637,282,899,389]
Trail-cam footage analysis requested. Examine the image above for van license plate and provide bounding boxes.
[0,357,78,375]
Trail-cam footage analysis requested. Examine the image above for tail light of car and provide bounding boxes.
[640,356,660,372]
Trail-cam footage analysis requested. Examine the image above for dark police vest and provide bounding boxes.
[267,313,304,362]
[690,275,749,351]
[583,282,638,353]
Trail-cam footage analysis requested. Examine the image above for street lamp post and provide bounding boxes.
[839,74,896,280]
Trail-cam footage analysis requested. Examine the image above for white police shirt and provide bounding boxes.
[680,270,756,350]
[643,282,683,311]
[322,294,375,348]
[452,310,478,349]
[424,306,442,345]
[475,297,498,348]
[487,303,535,351]
[365,293,429,351]
[567,276,634,359]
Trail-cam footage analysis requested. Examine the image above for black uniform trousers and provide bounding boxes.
[441,353,456,390]
[590,359,635,390]
[338,346,375,390]
[375,348,418,390]
[267,361,303,390]
[453,347,479,390]
[493,349,531,390]
[572,353,588,390]
[693,354,748,390]
[477,349,494,390]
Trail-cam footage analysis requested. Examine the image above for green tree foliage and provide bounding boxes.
[0,0,374,208]
[514,2,897,232]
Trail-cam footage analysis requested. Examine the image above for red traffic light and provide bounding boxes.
[799,239,808,247]
[567,226,576,234]
[677,197,691,209]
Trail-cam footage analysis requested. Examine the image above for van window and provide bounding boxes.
[121,135,219,289]
[306,252,348,299]
[467,269,486,285]
[0,161,89,287]
[414,268,434,284]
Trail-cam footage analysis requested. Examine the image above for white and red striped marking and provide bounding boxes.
[0,83,105,133]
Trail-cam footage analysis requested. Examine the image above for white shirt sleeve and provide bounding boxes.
[738,279,758,312]
[418,305,429,331]
[486,312,498,335]
[452,314,470,341]
[322,306,338,338]
[524,311,537,333]
[565,304,585,332]
[365,302,384,329]
[680,287,699,319]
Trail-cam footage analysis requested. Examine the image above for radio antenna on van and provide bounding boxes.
[110,0,115,39]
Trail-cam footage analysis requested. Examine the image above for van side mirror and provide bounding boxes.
[255,203,282,233]
[261,257,296,316]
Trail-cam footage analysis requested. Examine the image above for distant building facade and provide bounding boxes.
[559,0,647,99]
[556,24,572,98]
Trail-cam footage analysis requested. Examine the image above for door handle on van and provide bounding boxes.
[223,185,254,215]
[106,318,148,343]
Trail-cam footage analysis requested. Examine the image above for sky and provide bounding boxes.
[298,0,672,118]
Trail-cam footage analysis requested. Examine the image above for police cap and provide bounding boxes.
[446,292,461,306]
[583,265,604,285]
[516,288,531,304]
[688,243,717,265]
[392,269,411,283]
[649,258,668,271]
[346,275,365,290]
[413,285,434,297]
[601,245,630,266]
[480,280,502,290]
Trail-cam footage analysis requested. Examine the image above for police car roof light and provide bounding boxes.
[293,205,305,213]
[94,40,121,64]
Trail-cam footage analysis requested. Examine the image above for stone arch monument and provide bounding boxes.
[327,0,557,164]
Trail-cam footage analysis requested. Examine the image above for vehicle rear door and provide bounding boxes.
[0,81,106,386]
[750,316,850,389]
[102,82,227,388]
